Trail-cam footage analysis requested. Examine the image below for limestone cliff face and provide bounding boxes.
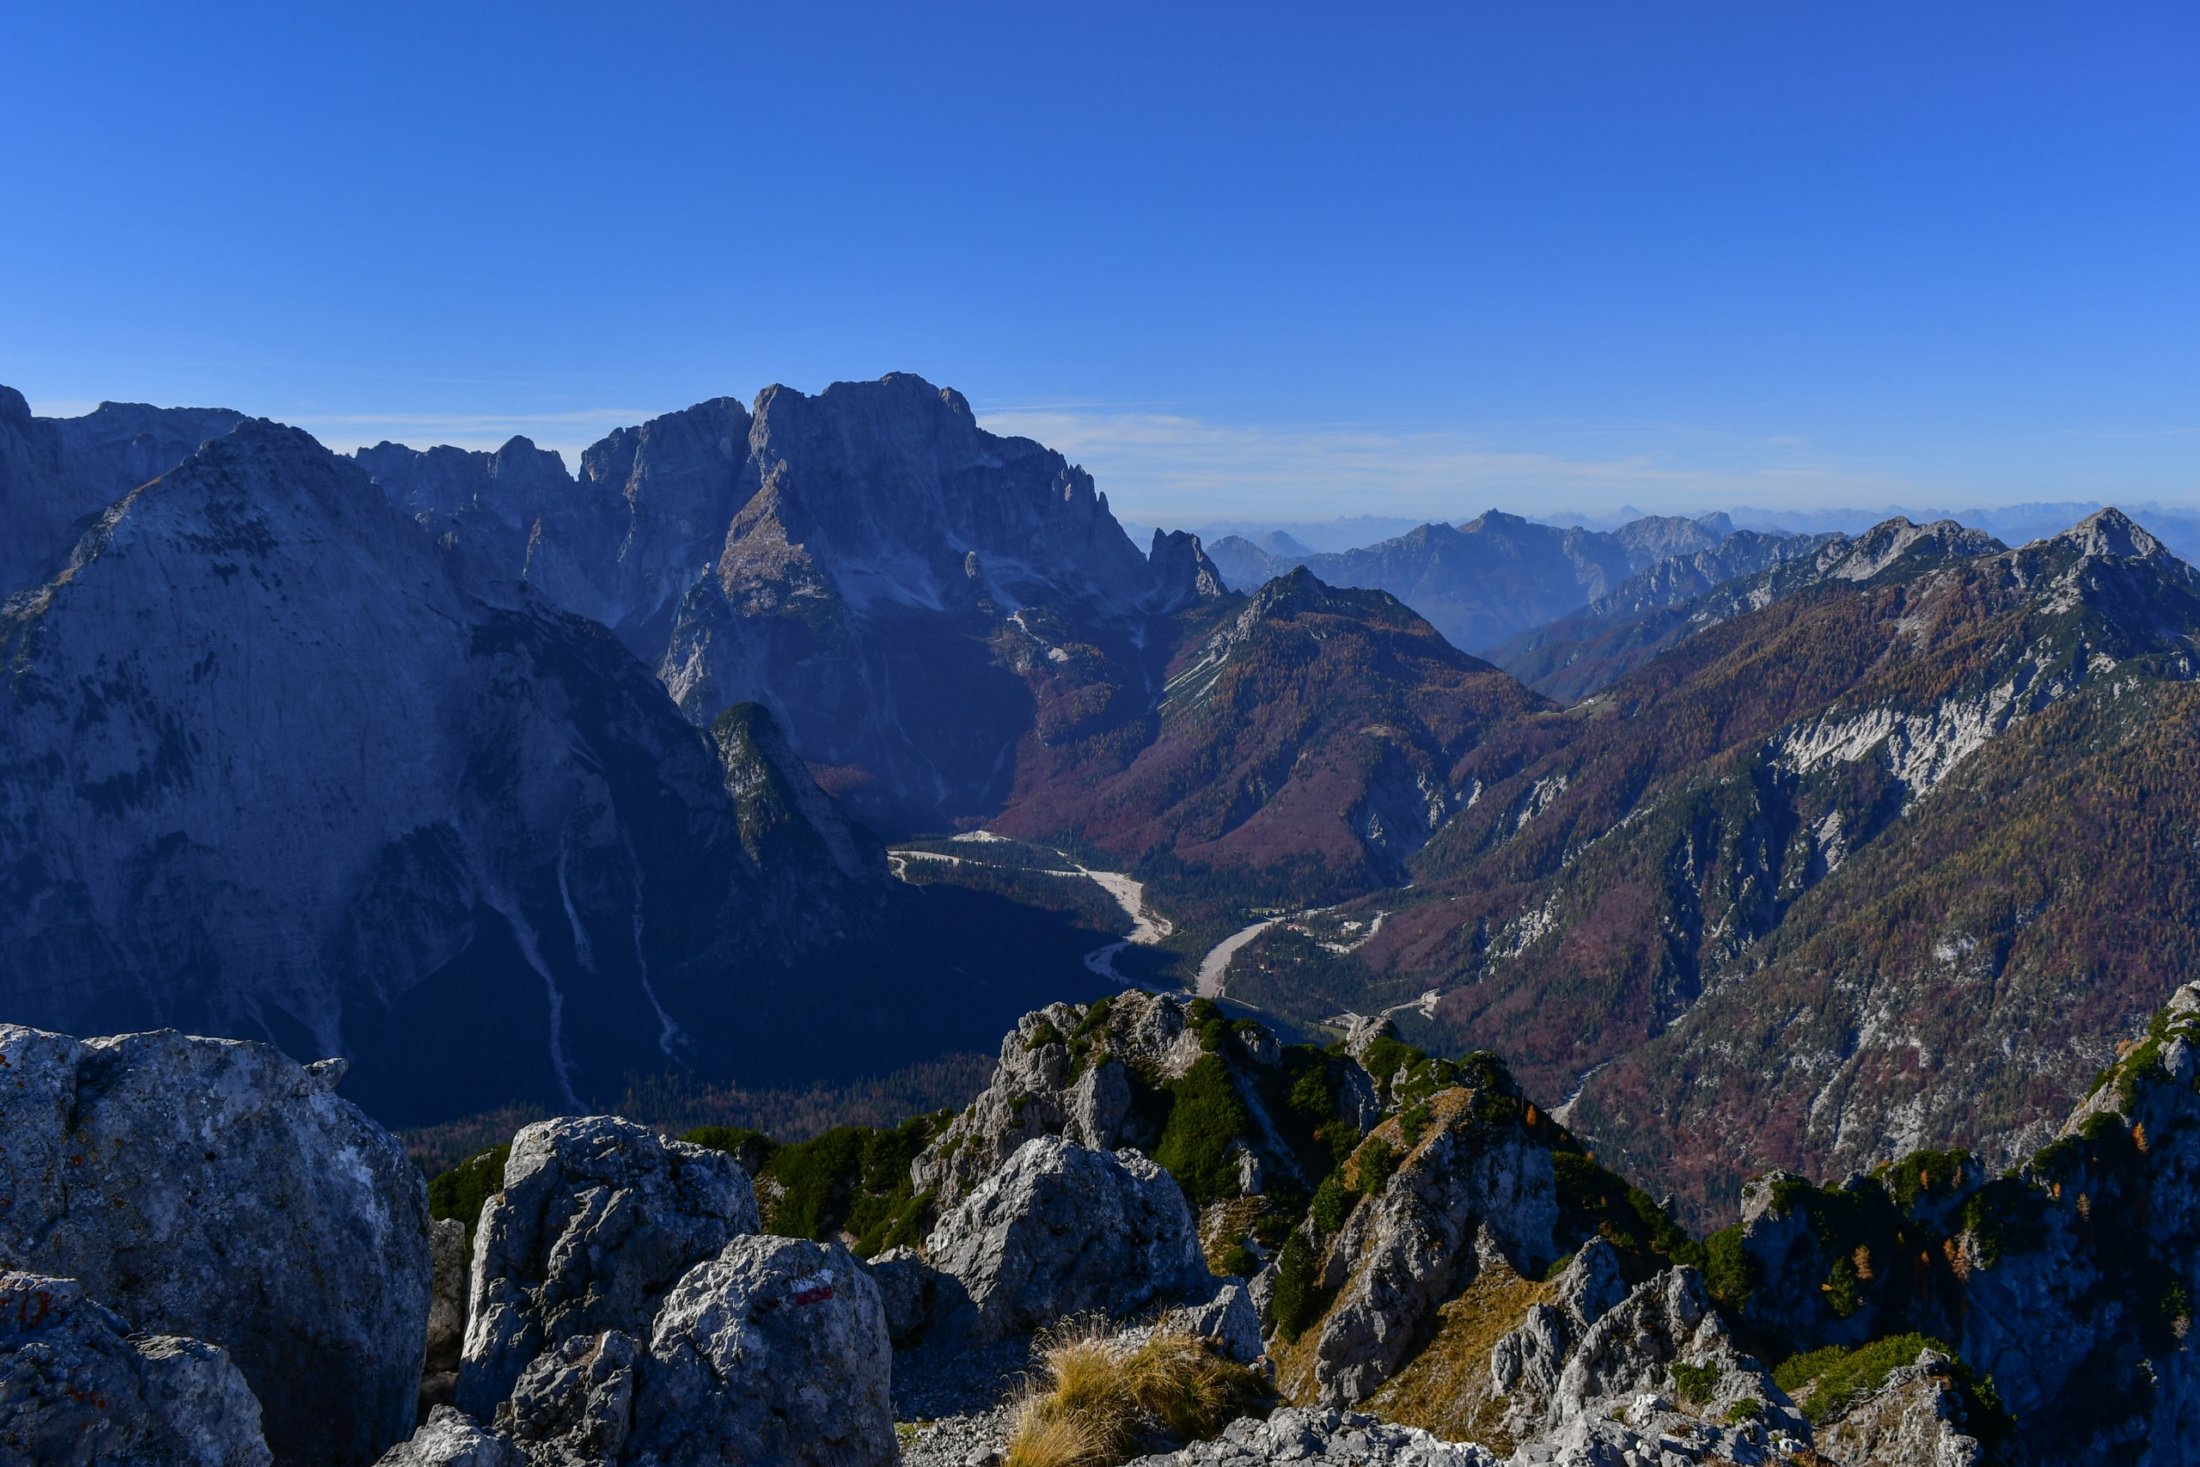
[0,419,886,1119]
[0,388,244,595]
[359,374,1221,831]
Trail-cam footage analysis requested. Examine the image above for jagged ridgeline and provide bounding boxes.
[2,966,2195,1461]
[405,983,2200,1465]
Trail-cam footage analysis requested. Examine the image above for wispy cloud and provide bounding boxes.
[977,406,1936,526]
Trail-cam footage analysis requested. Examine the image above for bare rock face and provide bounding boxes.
[1163,1280,1264,1366]
[0,389,244,596]
[422,1218,470,1409]
[925,1136,1210,1344]
[0,1026,431,1466]
[371,1406,523,1467]
[911,993,1205,1210]
[457,1116,758,1420]
[862,1245,943,1349]
[0,1272,270,1467]
[629,1236,894,1467]
[499,1330,642,1466]
[1515,1266,1798,1451]
[363,373,1212,834]
[1297,1093,1559,1407]
[1122,1406,1497,1466]
[0,417,892,1124]
[1814,1348,1984,1467]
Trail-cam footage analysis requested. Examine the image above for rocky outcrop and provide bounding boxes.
[0,1272,270,1467]
[863,1245,943,1349]
[0,1026,430,1466]
[440,1237,892,1467]
[1292,1088,1559,1406]
[1123,1406,1497,1466]
[1148,529,1226,608]
[457,1116,759,1418]
[1494,1265,1800,1461]
[926,1136,1210,1343]
[1164,1280,1264,1366]
[911,992,1207,1209]
[1812,1348,1984,1467]
[498,1330,643,1465]
[422,1218,470,1409]
[372,1407,522,1467]
[626,1236,895,1466]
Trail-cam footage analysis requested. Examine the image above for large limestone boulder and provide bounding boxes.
[0,1027,431,1466]
[0,1271,270,1467]
[926,1136,1209,1343]
[1121,1406,1496,1465]
[629,1236,894,1466]
[499,1329,642,1465]
[371,1407,522,1467]
[483,1238,893,1467]
[457,1115,758,1419]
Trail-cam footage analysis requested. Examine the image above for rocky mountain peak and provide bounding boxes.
[1148,528,1226,607]
[2050,504,2165,562]
[0,383,29,420]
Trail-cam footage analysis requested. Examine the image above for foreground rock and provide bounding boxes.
[0,1026,430,1466]
[1124,1406,1496,1466]
[926,1136,1211,1343]
[371,1407,521,1467]
[629,1236,894,1466]
[458,1115,759,1418]
[1491,1262,1801,1463]
[0,1272,270,1467]
[450,1237,893,1467]
[422,1218,469,1409]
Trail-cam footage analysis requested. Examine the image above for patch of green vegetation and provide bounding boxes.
[1880,1147,1975,1215]
[1397,1101,1430,1148]
[1218,1243,1257,1278]
[1669,1361,1718,1405]
[426,1143,511,1251]
[1309,1176,1354,1235]
[1824,1253,1864,1318]
[1270,1232,1324,1344]
[1025,1018,1066,1052]
[1700,1225,1759,1311]
[687,1115,939,1257]
[1772,1333,2002,1429]
[1551,1151,1694,1281]
[1724,1397,1763,1425]
[1267,1045,1359,1175]
[1354,1137,1400,1196]
[1357,1034,1420,1090]
[1153,1054,1255,1205]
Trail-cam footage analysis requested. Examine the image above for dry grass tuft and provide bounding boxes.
[1001,1320,1269,1467]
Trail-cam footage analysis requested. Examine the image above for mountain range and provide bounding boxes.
[1203,509,1811,654]
[6,371,2199,1240]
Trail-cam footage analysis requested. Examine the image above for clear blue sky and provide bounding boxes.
[4,2,2196,524]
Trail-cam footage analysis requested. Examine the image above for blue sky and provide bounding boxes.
[4,2,2195,525]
